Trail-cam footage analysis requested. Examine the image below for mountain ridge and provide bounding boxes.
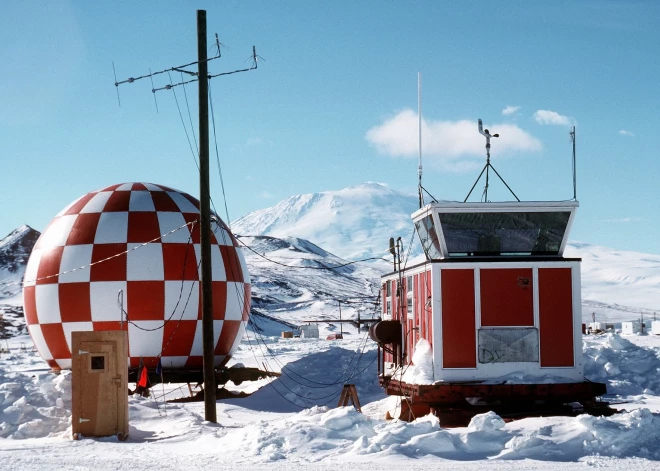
[0,225,40,300]
[232,182,420,261]
[232,182,660,314]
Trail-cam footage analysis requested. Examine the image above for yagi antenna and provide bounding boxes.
[464,118,520,202]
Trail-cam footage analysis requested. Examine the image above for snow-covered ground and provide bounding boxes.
[2,184,660,469]
[2,328,660,470]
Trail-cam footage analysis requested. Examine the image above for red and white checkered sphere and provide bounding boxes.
[23,182,250,371]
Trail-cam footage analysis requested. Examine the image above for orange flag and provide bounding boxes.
[138,366,148,388]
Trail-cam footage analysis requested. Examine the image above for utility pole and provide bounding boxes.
[113,9,259,424]
[197,9,216,423]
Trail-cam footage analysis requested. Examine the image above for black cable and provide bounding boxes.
[223,230,378,400]
[180,72,199,156]
[120,223,200,334]
[209,80,232,225]
[236,236,390,270]
[244,316,346,401]
[249,315,372,390]
[243,284,380,405]
[168,71,200,170]
[249,290,381,388]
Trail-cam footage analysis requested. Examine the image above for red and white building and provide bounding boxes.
[372,200,607,420]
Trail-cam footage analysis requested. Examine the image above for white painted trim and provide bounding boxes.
[479,325,536,329]
[474,267,481,353]
[412,201,579,220]
[533,266,540,329]
[423,261,578,270]
[432,263,442,376]
[560,207,578,255]
[572,263,584,374]
[432,211,449,256]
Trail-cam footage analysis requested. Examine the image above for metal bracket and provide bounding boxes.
[79,418,91,423]
[78,350,89,355]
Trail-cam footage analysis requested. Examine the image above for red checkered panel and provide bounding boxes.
[23,182,250,371]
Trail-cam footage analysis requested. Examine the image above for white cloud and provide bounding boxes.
[246,137,264,147]
[502,105,521,116]
[618,130,635,137]
[365,109,542,171]
[258,191,274,199]
[533,110,573,126]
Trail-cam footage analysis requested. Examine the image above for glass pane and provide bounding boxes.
[91,355,105,370]
[438,211,571,256]
[478,328,539,363]
[415,215,443,259]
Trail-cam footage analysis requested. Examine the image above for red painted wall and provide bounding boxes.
[420,270,433,346]
[538,267,574,367]
[441,269,476,368]
[480,268,534,326]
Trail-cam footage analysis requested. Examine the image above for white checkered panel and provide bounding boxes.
[23,182,250,371]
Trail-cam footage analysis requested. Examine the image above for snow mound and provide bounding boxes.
[0,367,71,439]
[584,334,660,396]
[467,411,506,432]
[211,403,660,462]
[401,338,434,385]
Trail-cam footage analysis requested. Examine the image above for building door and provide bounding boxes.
[72,331,127,438]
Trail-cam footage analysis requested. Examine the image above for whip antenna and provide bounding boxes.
[570,126,577,200]
[418,72,423,208]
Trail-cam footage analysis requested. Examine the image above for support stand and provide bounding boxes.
[338,384,362,412]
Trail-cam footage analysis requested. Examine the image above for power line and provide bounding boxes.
[235,236,390,270]
[1,220,197,288]
[209,80,231,226]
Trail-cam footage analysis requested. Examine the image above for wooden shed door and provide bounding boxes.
[74,341,119,436]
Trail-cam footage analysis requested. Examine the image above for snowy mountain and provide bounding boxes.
[232,182,420,261]
[566,242,660,319]
[234,183,660,319]
[0,225,40,301]
[242,235,383,333]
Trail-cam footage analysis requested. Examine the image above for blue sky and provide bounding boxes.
[2,1,659,254]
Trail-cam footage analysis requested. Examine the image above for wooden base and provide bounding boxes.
[379,376,614,426]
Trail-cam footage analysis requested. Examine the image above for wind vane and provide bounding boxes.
[464,119,520,203]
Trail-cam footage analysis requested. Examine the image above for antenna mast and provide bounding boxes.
[570,126,577,200]
[418,72,423,208]
[112,10,259,424]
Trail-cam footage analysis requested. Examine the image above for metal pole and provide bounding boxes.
[571,126,577,200]
[418,72,423,208]
[197,9,217,423]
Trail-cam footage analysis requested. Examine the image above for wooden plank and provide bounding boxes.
[381,379,606,405]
